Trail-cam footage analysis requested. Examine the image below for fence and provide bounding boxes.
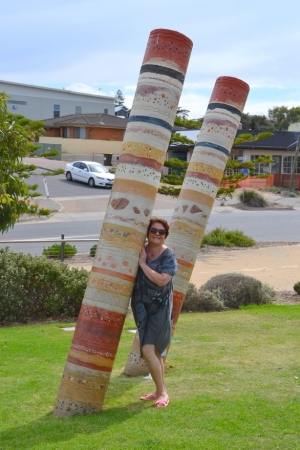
[273,174,300,190]
[0,235,98,262]
[220,174,275,189]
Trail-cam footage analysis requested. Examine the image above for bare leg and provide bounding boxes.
[155,348,165,392]
[142,344,168,402]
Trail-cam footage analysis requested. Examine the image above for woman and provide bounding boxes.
[131,217,178,408]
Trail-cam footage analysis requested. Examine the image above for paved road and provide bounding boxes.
[29,173,112,199]
[1,157,299,255]
[2,209,300,256]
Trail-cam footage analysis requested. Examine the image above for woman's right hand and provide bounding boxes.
[139,246,147,267]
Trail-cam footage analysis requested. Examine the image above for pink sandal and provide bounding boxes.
[154,397,169,408]
[140,392,156,401]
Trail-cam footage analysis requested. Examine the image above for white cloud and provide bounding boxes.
[2,0,300,121]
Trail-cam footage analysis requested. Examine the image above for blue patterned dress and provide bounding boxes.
[131,247,178,355]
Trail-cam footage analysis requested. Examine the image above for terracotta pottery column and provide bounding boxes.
[124,76,250,376]
[53,29,193,417]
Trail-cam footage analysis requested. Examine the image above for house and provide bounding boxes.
[0,80,115,120]
[167,129,300,189]
[115,105,131,118]
[232,130,300,188]
[167,129,200,162]
[40,113,128,165]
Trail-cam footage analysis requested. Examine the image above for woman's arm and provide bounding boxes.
[139,247,172,287]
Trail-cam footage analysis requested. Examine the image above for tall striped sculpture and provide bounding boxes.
[124,76,250,376]
[53,29,193,417]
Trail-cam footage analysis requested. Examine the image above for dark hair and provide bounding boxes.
[147,217,169,238]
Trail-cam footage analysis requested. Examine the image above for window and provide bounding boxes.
[75,106,82,114]
[223,155,240,175]
[63,127,69,138]
[7,100,27,105]
[80,163,88,170]
[74,127,86,139]
[283,156,300,174]
[53,104,60,118]
[250,155,275,174]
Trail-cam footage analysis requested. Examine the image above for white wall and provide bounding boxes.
[1,80,115,120]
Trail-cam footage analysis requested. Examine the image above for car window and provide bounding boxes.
[73,162,81,168]
[88,164,108,173]
[80,163,88,170]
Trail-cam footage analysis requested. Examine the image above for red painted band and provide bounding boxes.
[143,29,193,74]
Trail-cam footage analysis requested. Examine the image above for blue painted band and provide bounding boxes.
[195,141,229,156]
[207,102,242,117]
[140,64,184,84]
[128,115,173,131]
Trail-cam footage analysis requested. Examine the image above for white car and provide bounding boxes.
[65,161,115,188]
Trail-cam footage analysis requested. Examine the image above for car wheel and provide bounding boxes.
[88,177,95,187]
[66,171,73,181]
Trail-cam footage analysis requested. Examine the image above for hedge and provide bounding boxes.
[0,249,89,324]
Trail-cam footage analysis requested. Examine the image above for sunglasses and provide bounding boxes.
[149,227,166,236]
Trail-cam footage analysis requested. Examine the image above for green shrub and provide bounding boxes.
[201,273,276,309]
[293,282,300,295]
[42,243,77,259]
[158,185,181,197]
[260,186,300,197]
[41,168,65,176]
[182,283,226,312]
[40,149,60,158]
[38,208,52,216]
[90,244,97,257]
[239,190,268,207]
[0,249,89,324]
[202,227,255,247]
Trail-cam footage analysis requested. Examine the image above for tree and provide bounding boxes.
[268,106,300,131]
[0,93,44,233]
[114,89,125,106]
[170,132,195,145]
[174,106,202,129]
[176,106,190,120]
[241,113,274,131]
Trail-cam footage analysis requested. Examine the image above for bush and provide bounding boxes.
[201,273,276,309]
[202,227,255,247]
[90,244,97,257]
[42,243,77,259]
[38,208,52,216]
[293,282,300,295]
[182,283,226,312]
[0,249,89,324]
[260,186,300,198]
[239,190,268,207]
[41,168,65,176]
[40,149,60,159]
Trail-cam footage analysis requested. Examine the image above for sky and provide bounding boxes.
[1,0,300,119]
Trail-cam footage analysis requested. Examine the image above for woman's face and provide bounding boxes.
[147,221,167,245]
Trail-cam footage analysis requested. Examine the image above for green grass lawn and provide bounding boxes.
[1,305,300,449]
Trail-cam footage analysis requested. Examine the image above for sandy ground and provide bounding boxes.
[68,243,300,293]
[190,244,300,291]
